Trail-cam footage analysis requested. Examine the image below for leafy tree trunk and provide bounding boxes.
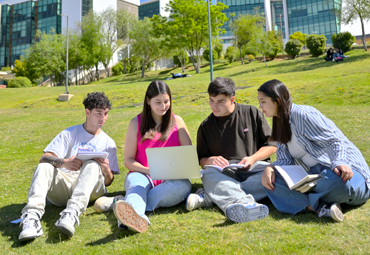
[103,62,110,78]
[188,54,198,73]
[141,59,147,78]
[178,55,185,73]
[263,55,267,67]
[95,64,100,81]
[123,59,127,74]
[196,51,201,74]
[360,17,368,51]
[238,46,244,65]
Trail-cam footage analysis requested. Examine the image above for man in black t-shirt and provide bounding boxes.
[185,77,276,223]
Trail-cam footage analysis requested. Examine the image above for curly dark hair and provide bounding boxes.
[83,92,112,110]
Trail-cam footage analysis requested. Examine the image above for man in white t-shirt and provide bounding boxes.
[19,92,119,242]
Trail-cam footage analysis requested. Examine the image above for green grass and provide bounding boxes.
[1,49,370,254]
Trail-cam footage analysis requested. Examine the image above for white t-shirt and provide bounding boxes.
[43,124,119,174]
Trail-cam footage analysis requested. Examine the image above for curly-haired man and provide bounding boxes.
[18,92,119,241]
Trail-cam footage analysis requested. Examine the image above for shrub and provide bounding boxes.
[284,39,302,59]
[8,77,32,88]
[290,31,307,46]
[332,32,356,53]
[1,66,12,72]
[247,54,255,62]
[306,34,327,57]
[112,62,124,76]
[225,46,238,63]
[203,48,219,62]
[173,53,189,66]
[214,41,224,59]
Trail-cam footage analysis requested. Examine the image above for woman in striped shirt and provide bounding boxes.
[258,79,370,222]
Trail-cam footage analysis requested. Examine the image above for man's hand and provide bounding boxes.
[261,166,275,191]
[93,157,110,175]
[63,156,83,171]
[238,157,256,171]
[333,165,353,181]
[205,156,229,168]
[93,157,114,186]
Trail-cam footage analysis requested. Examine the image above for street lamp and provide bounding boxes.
[207,0,213,81]
[60,14,69,94]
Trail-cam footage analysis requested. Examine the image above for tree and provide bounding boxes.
[289,31,307,46]
[152,0,228,73]
[129,17,167,78]
[336,0,370,51]
[99,8,136,78]
[230,10,265,65]
[26,29,65,86]
[80,11,104,81]
[173,49,189,73]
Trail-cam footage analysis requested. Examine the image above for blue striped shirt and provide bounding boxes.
[273,104,370,188]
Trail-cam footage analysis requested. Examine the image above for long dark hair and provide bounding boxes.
[140,80,174,142]
[257,79,292,144]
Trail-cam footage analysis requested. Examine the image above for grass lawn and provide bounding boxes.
[1,49,370,254]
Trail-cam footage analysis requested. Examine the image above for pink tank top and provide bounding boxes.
[134,113,180,186]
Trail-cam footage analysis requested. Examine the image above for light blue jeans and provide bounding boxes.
[265,164,370,214]
[124,172,192,223]
[201,161,269,213]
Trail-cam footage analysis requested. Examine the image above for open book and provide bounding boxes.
[76,151,108,161]
[274,165,320,193]
[204,164,244,172]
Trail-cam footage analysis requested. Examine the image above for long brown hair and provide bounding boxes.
[257,79,292,144]
[140,80,174,142]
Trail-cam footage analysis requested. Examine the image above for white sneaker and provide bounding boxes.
[225,202,269,223]
[113,200,148,233]
[94,195,124,213]
[185,188,206,211]
[55,208,80,237]
[19,212,43,242]
[318,203,343,222]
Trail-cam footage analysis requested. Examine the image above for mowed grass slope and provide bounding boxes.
[0,49,370,254]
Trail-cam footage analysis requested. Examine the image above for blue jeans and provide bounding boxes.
[201,161,269,213]
[265,164,370,215]
[124,172,192,223]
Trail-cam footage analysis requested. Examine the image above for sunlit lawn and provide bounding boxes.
[1,49,370,254]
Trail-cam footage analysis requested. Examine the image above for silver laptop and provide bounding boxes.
[146,145,201,180]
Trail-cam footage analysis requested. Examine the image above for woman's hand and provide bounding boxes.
[262,166,275,191]
[333,165,353,181]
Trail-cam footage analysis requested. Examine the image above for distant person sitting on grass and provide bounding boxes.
[18,92,119,242]
[258,79,370,222]
[94,80,192,233]
[332,48,348,61]
[324,48,333,61]
[185,77,276,224]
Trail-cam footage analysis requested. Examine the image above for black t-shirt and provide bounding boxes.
[196,103,275,163]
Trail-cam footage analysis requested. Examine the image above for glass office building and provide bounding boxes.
[139,0,159,20]
[0,0,62,68]
[217,0,341,45]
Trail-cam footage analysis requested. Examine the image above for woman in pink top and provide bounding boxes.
[113,80,192,233]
